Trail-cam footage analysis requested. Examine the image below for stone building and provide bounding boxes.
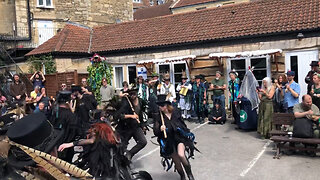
[26,0,320,102]
[170,0,250,14]
[0,0,133,65]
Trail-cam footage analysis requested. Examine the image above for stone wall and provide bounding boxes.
[29,0,133,28]
[0,0,16,35]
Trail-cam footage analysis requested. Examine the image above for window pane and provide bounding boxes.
[253,70,267,85]
[251,58,266,68]
[128,66,136,85]
[115,67,123,88]
[46,0,51,6]
[159,64,170,82]
[231,59,246,70]
[38,0,43,6]
[174,63,186,88]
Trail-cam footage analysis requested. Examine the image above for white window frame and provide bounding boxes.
[113,65,125,90]
[37,0,54,8]
[156,61,189,86]
[133,0,141,3]
[127,64,137,85]
[227,55,271,83]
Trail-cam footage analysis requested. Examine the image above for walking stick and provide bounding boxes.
[160,112,167,138]
[125,96,140,123]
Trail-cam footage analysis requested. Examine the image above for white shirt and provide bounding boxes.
[158,82,176,102]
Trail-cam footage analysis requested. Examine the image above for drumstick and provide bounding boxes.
[160,112,167,138]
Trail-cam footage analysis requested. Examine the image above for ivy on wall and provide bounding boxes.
[27,54,56,74]
[87,53,113,102]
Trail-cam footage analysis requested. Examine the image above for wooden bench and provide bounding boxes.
[269,113,294,136]
[270,113,320,159]
[271,136,320,159]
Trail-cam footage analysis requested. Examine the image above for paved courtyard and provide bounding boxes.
[130,120,320,180]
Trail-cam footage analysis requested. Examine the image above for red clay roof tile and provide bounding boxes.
[27,0,320,56]
[133,0,173,20]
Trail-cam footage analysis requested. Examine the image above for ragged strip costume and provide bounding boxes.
[153,95,197,180]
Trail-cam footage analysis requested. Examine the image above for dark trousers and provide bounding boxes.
[286,107,294,114]
[231,103,240,124]
[122,127,147,157]
[209,116,226,124]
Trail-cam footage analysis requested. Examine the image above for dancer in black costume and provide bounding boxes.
[153,95,196,180]
[114,87,148,161]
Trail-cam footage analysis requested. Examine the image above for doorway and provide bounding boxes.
[285,50,319,101]
[37,20,54,45]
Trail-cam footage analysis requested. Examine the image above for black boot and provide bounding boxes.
[178,170,186,180]
[184,164,194,180]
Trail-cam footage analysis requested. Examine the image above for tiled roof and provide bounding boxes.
[172,0,217,8]
[27,0,320,56]
[134,1,173,20]
[26,24,91,56]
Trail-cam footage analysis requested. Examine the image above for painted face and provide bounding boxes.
[159,104,167,112]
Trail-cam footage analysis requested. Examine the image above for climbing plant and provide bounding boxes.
[27,54,56,74]
[87,53,113,102]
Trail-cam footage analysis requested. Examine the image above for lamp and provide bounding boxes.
[297,33,304,40]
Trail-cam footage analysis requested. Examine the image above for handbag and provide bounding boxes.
[293,118,314,138]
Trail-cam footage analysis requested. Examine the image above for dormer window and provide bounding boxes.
[133,0,141,3]
[37,0,53,8]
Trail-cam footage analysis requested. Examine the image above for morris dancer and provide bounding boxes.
[158,72,176,104]
[153,95,196,180]
[176,71,192,120]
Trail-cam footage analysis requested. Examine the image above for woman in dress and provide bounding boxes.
[153,95,196,180]
[257,77,275,139]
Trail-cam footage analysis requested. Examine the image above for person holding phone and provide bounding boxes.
[273,74,287,112]
[30,71,46,89]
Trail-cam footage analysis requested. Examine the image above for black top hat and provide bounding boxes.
[7,113,63,169]
[57,90,72,103]
[156,94,171,106]
[71,85,82,93]
[0,113,15,135]
[195,75,202,79]
[310,61,319,66]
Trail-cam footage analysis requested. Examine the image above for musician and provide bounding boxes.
[114,87,147,161]
[284,71,300,113]
[210,71,226,109]
[153,94,195,180]
[176,71,192,120]
[158,72,176,103]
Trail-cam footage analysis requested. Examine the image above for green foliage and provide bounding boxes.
[87,56,113,102]
[27,54,56,74]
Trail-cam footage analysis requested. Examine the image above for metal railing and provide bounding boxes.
[1,27,60,48]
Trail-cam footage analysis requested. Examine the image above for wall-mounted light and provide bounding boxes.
[297,32,304,40]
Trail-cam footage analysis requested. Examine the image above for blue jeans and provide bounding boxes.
[212,94,225,109]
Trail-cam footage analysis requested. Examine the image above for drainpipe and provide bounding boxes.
[26,0,32,41]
